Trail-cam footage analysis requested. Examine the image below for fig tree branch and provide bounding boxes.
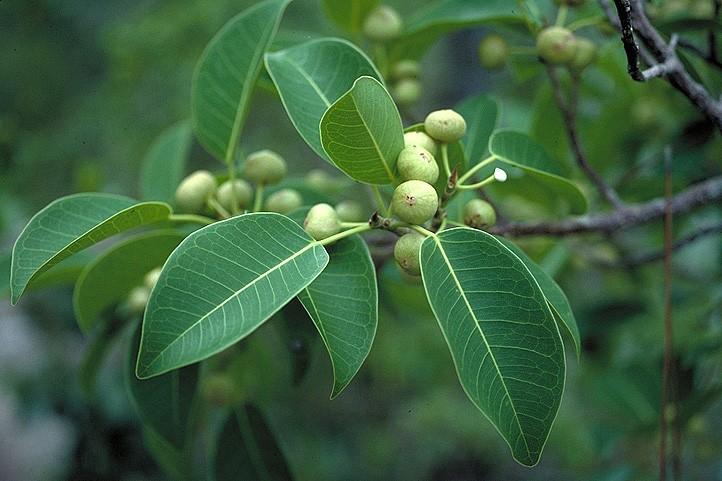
[602,0,722,132]
[545,66,625,209]
[489,175,722,237]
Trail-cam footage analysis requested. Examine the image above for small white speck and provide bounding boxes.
[494,168,508,182]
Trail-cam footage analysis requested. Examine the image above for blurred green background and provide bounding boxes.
[1,0,721,480]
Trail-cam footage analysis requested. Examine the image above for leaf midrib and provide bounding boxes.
[349,89,397,183]
[431,232,532,460]
[140,240,321,375]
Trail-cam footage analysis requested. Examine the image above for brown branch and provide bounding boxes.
[546,66,625,209]
[602,0,722,132]
[490,175,722,237]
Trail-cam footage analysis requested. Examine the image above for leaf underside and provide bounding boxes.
[420,227,565,466]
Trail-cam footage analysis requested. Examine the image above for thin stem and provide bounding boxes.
[409,224,435,237]
[438,218,448,231]
[457,155,497,185]
[567,16,605,31]
[340,222,367,228]
[168,214,216,226]
[659,147,674,481]
[207,198,231,219]
[555,4,569,26]
[457,175,495,190]
[371,185,391,216]
[441,143,451,178]
[253,183,264,212]
[318,223,371,246]
[226,162,241,215]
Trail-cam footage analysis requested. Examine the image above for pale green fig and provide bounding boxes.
[404,131,438,156]
[243,149,287,185]
[394,232,425,276]
[304,203,341,241]
[393,78,422,106]
[174,170,217,213]
[478,34,509,70]
[216,179,253,211]
[391,59,421,79]
[536,26,578,65]
[391,180,438,225]
[463,199,497,229]
[396,145,439,184]
[363,5,403,41]
[143,267,162,290]
[335,200,365,222]
[264,188,302,214]
[424,109,467,143]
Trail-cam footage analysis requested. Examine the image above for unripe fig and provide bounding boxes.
[478,34,509,70]
[304,203,341,241]
[363,5,403,42]
[335,200,365,222]
[391,59,421,80]
[424,109,467,143]
[397,145,439,184]
[569,37,597,72]
[391,180,438,225]
[216,179,253,211]
[393,78,422,106]
[306,169,337,193]
[243,149,287,185]
[144,267,162,290]
[264,188,302,214]
[404,131,438,156]
[537,27,577,65]
[127,286,150,315]
[202,374,240,407]
[174,170,217,213]
[463,199,497,229]
[394,232,425,276]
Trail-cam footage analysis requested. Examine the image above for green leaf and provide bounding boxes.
[391,0,523,59]
[143,427,190,481]
[140,120,192,203]
[213,403,295,481]
[73,231,186,334]
[495,237,581,359]
[126,323,199,449]
[489,130,587,214]
[1,250,92,299]
[457,94,498,167]
[10,193,172,304]
[136,213,329,379]
[265,38,382,161]
[191,0,290,163]
[320,76,404,185]
[420,227,565,466]
[322,0,379,33]
[298,235,377,398]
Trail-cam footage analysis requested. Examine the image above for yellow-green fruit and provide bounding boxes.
[202,374,240,407]
[404,131,438,156]
[335,201,365,222]
[569,37,597,72]
[216,179,253,211]
[174,170,217,213]
[391,180,438,225]
[478,34,509,70]
[243,149,287,185]
[264,188,302,214]
[424,109,467,143]
[393,78,422,106]
[306,169,337,193]
[397,145,439,184]
[304,203,341,241]
[144,267,162,290]
[127,286,150,315]
[536,26,578,65]
[394,232,425,276]
[363,5,403,42]
[391,59,421,79]
[463,199,497,228]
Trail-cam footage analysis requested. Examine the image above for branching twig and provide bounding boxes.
[490,175,722,236]
[603,0,722,132]
[546,66,625,209]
